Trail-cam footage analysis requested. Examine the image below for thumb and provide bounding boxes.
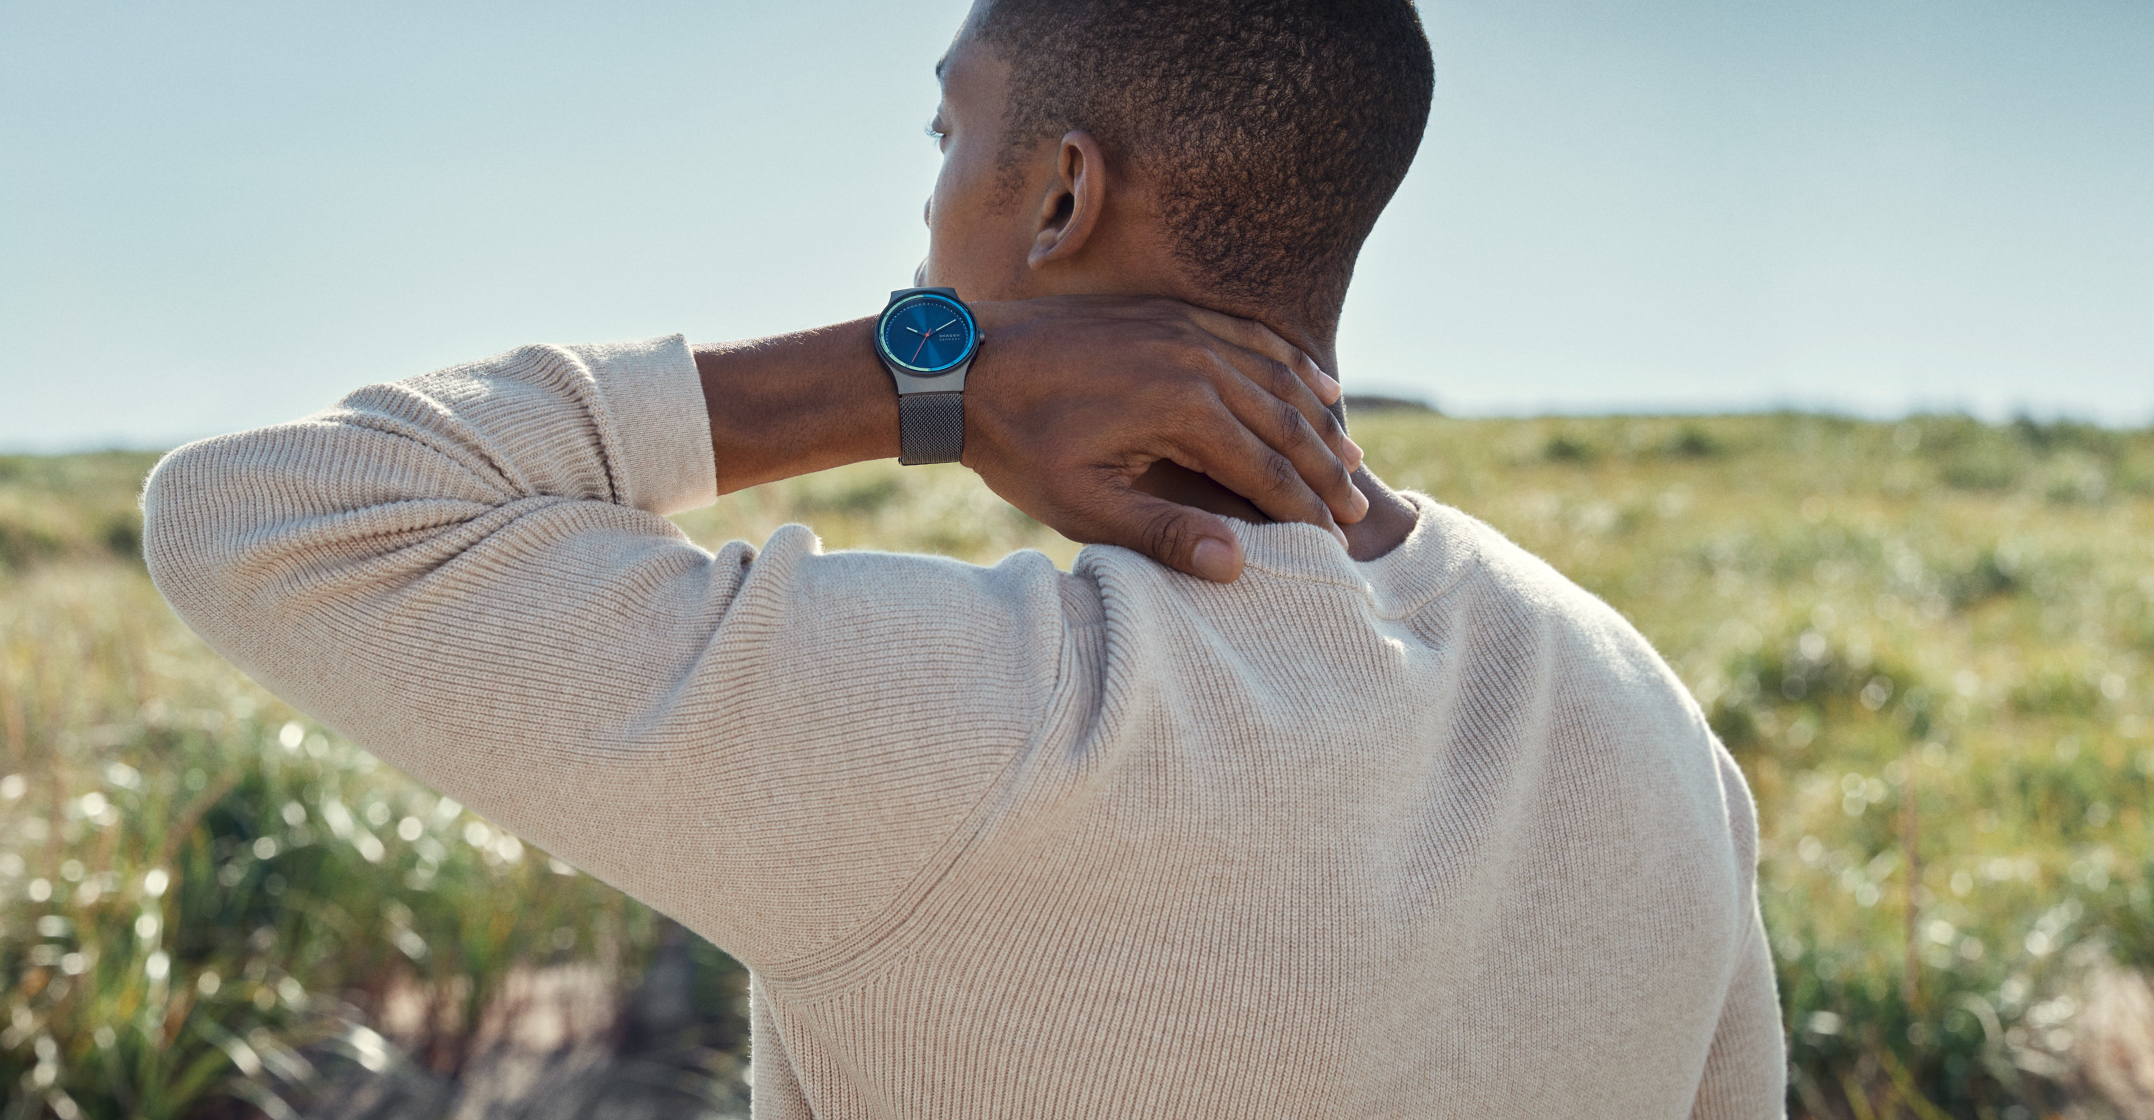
[1090,492,1245,583]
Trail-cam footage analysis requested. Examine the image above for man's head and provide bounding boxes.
[923,0,1434,344]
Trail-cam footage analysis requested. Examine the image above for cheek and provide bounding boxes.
[925,153,1032,300]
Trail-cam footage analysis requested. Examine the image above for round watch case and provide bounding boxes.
[876,292,979,375]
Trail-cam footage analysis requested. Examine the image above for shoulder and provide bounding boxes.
[1416,496,1756,872]
[1418,496,1699,709]
[1406,496,1730,832]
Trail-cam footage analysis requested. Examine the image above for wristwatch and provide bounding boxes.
[873,287,980,465]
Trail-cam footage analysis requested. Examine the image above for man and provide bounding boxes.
[144,0,1786,1116]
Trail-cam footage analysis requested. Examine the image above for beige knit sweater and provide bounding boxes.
[143,335,1786,1118]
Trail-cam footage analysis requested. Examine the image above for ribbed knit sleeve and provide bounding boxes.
[140,336,1065,970]
[1692,742,1791,1118]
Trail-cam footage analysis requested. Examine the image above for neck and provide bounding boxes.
[1122,303,1415,562]
[1027,265,1411,557]
[1161,281,1339,379]
[1252,315,1339,386]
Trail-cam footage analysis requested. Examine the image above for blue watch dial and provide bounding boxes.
[878,294,977,374]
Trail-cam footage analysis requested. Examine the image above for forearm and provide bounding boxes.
[141,336,1069,968]
[699,292,1369,581]
[694,317,898,495]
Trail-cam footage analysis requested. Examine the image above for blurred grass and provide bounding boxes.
[3,412,2152,1118]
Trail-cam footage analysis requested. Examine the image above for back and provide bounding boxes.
[747,498,1784,1118]
[141,339,1784,1119]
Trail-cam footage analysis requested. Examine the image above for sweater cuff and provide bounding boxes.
[567,334,718,516]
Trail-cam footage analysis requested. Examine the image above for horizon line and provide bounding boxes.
[9,400,2151,458]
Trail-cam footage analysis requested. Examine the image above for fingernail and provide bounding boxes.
[1317,370,1343,404]
[1330,524,1350,549]
[1191,538,1238,582]
[1343,436,1364,470]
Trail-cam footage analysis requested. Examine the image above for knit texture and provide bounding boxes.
[142,335,1787,1118]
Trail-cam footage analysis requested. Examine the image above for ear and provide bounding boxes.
[1027,130,1107,270]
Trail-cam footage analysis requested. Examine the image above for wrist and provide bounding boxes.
[874,288,980,466]
[693,318,899,494]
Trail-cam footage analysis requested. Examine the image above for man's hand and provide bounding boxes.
[963,296,1366,582]
[695,295,1364,582]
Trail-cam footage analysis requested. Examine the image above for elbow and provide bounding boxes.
[140,438,244,626]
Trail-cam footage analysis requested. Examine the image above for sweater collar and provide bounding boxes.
[1227,492,1482,616]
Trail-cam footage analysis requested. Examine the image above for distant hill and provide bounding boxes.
[1342,393,1439,415]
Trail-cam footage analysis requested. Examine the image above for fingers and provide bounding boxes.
[1173,312,1365,481]
[1079,488,1247,582]
[1198,355,1368,526]
[965,293,1375,564]
[1175,304,1344,408]
[1234,348,1362,476]
[1170,414,1351,547]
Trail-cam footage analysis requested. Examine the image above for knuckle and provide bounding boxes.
[1261,451,1299,495]
[1183,381,1228,417]
[1138,505,1195,560]
[1273,400,1312,448]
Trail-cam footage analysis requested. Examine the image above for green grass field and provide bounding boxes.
[3,411,2152,1118]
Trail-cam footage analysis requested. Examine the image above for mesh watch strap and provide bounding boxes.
[898,392,964,465]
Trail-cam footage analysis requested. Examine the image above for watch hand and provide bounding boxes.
[931,318,959,333]
[911,333,931,363]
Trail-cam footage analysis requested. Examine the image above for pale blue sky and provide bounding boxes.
[2,0,2149,451]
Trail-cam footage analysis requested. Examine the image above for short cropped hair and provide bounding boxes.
[973,0,1434,324]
